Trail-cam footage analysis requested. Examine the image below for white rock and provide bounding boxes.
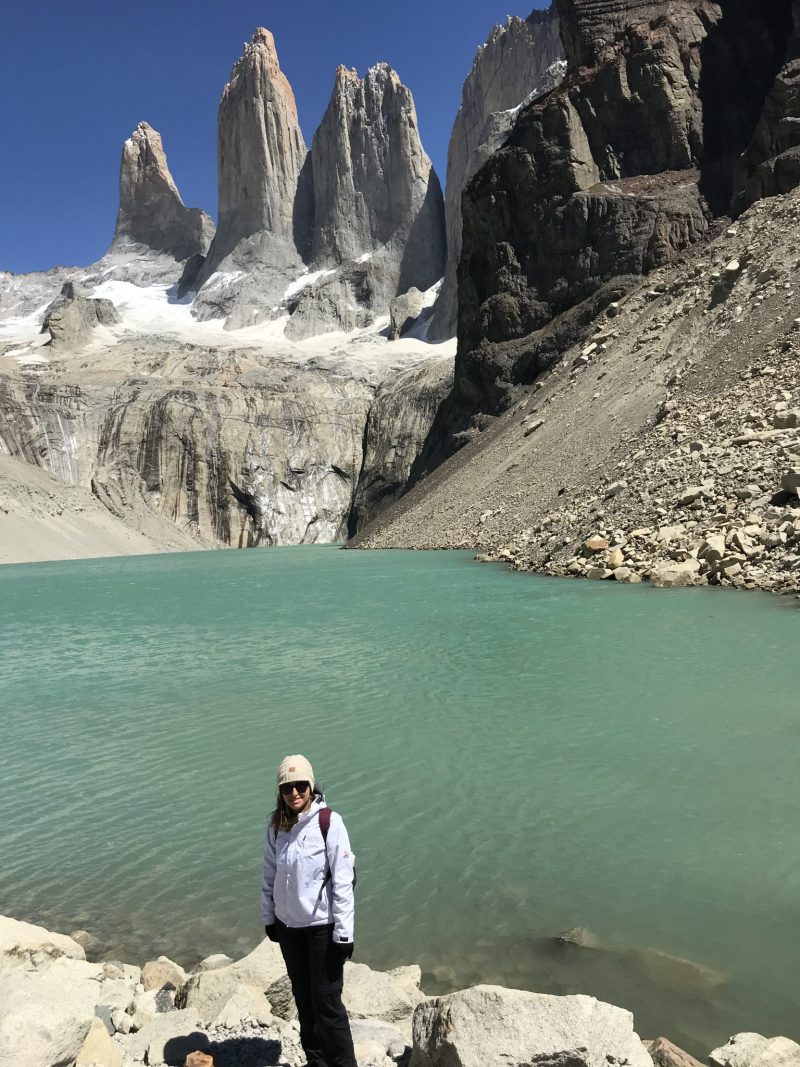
[650,559,702,588]
[709,1033,800,1067]
[344,961,424,1025]
[410,985,652,1067]
[178,937,286,1019]
[209,983,273,1028]
[0,915,86,963]
[196,954,233,973]
[123,1009,210,1066]
[131,987,176,1030]
[0,963,99,1067]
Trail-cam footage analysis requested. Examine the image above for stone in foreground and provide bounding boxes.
[410,985,652,1067]
[710,1033,800,1067]
[0,914,86,962]
[644,1036,706,1067]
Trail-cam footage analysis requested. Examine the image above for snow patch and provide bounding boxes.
[283,269,335,301]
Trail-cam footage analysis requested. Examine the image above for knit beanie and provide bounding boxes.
[277,754,315,789]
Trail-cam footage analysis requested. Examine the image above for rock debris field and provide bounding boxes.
[358,186,800,599]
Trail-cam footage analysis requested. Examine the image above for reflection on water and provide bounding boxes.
[1,546,799,1054]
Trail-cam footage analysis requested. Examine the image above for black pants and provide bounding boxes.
[276,920,357,1067]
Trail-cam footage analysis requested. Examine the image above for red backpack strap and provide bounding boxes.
[318,806,332,842]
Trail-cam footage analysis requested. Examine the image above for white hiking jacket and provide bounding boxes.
[261,795,355,943]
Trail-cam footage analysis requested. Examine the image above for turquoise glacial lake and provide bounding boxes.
[1,546,799,1052]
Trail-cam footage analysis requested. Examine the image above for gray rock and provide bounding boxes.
[389,288,425,341]
[284,266,375,340]
[41,283,119,350]
[351,356,453,532]
[208,984,273,1028]
[195,954,234,973]
[709,1034,800,1067]
[343,961,424,1025]
[428,8,565,340]
[288,62,445,339]
[111,122,214,262]
[410,985,652,1067]
[773,410,800,429]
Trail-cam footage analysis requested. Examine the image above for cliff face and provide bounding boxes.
[311,64,444,280]
[112,122,215,261]
[428,8,566,341]
[733,1,800,212]
[0,332,451,550]
[210,28,310,263]
[414,0,796,476]
[284,63,446,340]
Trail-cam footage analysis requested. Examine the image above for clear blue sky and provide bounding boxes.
[1,2,549,274]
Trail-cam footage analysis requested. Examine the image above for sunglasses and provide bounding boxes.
[279,780,310,796]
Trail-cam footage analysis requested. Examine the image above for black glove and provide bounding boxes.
[332,940,354,960]
[264,924,279,943]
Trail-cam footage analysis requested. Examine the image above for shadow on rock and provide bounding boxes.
[164,1033,285,1067]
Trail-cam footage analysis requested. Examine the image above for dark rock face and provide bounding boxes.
[428,7,566,341]
[418,0,797,474]
[112,122,215,261]
[733,1,800,212]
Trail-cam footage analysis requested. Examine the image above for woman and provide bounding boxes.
[261,754,357,1067]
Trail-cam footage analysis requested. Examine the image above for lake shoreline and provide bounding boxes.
[2,913,797,1067]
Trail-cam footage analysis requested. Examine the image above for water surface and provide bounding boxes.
[1,546,799,1053]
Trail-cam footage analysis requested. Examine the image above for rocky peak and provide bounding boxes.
[428,6,565,341]
[309,60,445,289]
[112,122,214,261]
[209,27,310,264]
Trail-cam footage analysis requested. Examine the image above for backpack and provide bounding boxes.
[318,806,357,890]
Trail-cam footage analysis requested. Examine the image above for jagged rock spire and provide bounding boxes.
[112,122,214,261]
[310,62,445,294]
[212,27,311,262]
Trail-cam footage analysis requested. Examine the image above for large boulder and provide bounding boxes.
[0,959,110,1067]
[0,915,86,963]
[141,956,188,993]
[710,1034,800,1067]
[343,961,425,1025]
[177,937,286,1019]
[410,985,652,1067]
